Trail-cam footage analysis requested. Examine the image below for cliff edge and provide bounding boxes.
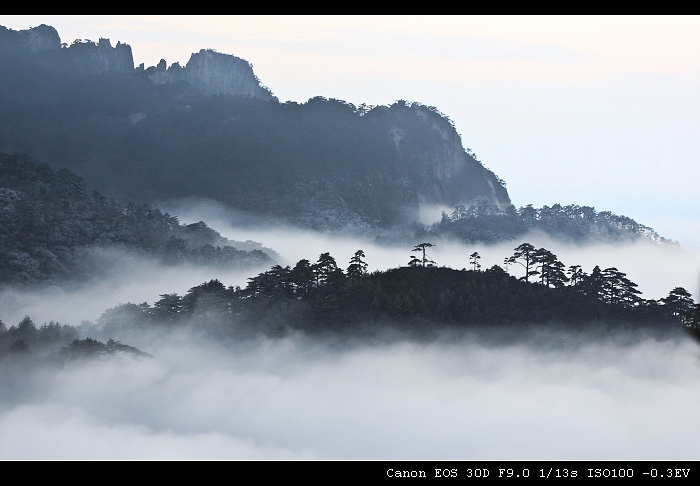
[145,49,276,100]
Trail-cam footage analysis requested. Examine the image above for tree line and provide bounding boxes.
[0,314,148,361]
[432,199,673,245]
[92,243,697,339]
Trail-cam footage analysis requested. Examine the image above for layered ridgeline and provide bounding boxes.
[0,24,508,231]
[0,153,274,286]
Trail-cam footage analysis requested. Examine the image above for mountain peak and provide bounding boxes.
[0,23,60,52]
[145,48,276,100]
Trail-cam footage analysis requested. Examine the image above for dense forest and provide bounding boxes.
[88,245,697,341]
[2,256,694,363]
[428,198,672,245]
[7,241,694,363]
[0,315,149,364]
[0,152,274,286]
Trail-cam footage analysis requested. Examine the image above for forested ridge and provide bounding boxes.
[428,198,672,245]
[0,23,670,245]
[0,315,149,363]
[0,24,691,355]
[92,246,698,340]
[0,152,273,286]
[0,24,508,230]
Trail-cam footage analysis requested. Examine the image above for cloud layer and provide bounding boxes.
[1,330,698,459]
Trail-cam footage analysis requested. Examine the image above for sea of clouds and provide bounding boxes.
[1,330,699,459]
[2,202,700,459]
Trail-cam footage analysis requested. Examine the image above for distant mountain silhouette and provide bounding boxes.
[0,24,510,231]
[0,24,670,245]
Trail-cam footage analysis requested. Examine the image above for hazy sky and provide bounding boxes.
[2,15,700,246]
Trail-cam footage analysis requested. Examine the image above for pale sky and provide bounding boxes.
[2,15,700,247]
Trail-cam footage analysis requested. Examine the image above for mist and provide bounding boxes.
[2,201,700,460]
[162,198,700,301]
[2,199,695,337]
[0,246,268,327]
[4,17,700,461]
[1,329,699,459]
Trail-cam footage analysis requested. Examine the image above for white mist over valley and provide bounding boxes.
[2,211,699,459]
[2,330,700,459]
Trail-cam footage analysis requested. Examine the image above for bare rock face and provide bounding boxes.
[148,49,275,100]
[0,26,132,74]
[24,24,61,52]
[184,49,274,99]
[386,103,510,209]
[0,23,60,53]
[66,38,134,74]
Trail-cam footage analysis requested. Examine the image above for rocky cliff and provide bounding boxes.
[385,102,510,209]
[65,38,134,74]
[0,24,60,53]
[0,23,511,231]
[21,24,60,52]
[0,25,133,74]
[146,49,275,100]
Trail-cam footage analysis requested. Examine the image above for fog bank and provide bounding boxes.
[0,247,267,326]
[1,332,699,459]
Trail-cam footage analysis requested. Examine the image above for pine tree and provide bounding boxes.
[347,250,368,279]
[412,243,435,267]
[661,287,695,323]
[469,252,482,271]
[507,243,538,283]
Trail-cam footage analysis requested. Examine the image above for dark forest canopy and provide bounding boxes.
[94,247,698,340]
[3,247,695,360]
[0,153,274,286]
[429,198,673,245]
[0,314,148,362]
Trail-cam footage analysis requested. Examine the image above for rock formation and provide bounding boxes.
[0,23,511,231]
[147,49,275,100]
[22,24,60,52]
[0,25,133,74]
[386,103,510,209]
[0,23,60,53]
[65,37,134,74]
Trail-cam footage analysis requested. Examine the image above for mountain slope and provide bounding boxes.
[0,153,274,286]
[0,24,510,230]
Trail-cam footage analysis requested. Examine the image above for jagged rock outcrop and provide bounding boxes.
[0,25,133,74]
[65,38,134,74]
[1,24,269,100]
[23,24,60,52]
[146,49,275,100]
